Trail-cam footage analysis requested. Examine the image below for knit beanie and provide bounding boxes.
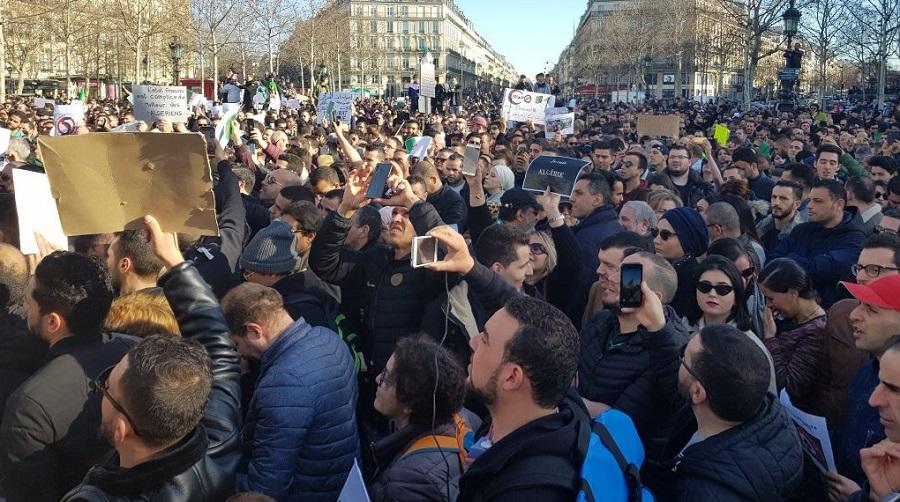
[239,220,298,275]
[662,207,709,257]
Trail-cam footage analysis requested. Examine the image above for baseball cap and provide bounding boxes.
[501,188,543,213]
[841,275,900,311]
[469,116,488,128]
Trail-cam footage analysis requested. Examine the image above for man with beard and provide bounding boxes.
[664,144,716,208]
[0,251,134,501]
[456,295,583,502]
[652,325,803,500]
[577,250,689,472]
[105,229,163,296]
[757,180,804,253]
[61,215,241,501]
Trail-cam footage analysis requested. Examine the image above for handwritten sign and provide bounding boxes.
[544,112,575,139]
[316,92,354,125]
[522,155,590,198]
[420,62,436,98]
[132,85,188,123]
[636,114,681,139]
[500,88,555,124]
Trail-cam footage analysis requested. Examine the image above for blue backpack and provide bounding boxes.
[577,409,655,502]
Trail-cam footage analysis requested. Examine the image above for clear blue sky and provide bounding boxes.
[454,0,585,78]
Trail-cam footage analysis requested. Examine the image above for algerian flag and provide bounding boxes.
[253,86,268,107]
[78,86,87,101]
[215,106,241,146]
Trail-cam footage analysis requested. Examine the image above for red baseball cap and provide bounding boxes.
[841,275,900,311]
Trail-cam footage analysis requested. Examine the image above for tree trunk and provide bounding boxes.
[0,3,6,102]
[65,3,72,92]
[211,33,219,95]
[299,54,305,91]
[743,46,752,105]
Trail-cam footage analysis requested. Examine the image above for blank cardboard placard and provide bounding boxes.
[13,169,68,255]
[38,133,219,236]
[636,115,681,139]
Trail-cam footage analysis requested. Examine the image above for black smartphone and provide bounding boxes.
[199,126,215,142]
[366,162,392,199]
[619,263,643,308]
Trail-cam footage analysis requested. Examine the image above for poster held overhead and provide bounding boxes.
[544,112,575,139]
[636,114,681,139]
[132,85,189,123]
[52,103,85,136]
[38,133,219,236]
[13,170,68,255]
[500,88,555,124]
[522,155,590,198]
[316,92,354,125]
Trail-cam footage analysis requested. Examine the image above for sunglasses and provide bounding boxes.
[740,266,756,279]
[529,242,547,255]
[696,281,734,296]
[91,365,144,436]
[657,229,677,241]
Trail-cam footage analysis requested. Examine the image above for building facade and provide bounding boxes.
[338,0,517,96]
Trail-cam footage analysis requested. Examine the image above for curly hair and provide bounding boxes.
[390,336,466,427]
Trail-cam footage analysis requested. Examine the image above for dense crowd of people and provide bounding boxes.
[1,70,900,502]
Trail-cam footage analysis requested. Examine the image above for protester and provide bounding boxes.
[655,207,709,319]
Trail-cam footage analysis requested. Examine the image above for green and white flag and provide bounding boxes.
[215,106,241,146]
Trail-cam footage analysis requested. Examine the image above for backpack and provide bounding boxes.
[281,289,365,373]
[401,414,471,468]
[577,409,655,502]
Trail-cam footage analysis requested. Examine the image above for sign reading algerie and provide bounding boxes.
[522,155,590,198]
[132,85,189,123]
[500,88,556,124]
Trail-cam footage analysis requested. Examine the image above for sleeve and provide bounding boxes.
[264,142,284,163]
[613,326,683,430]
[0,393,60,502]
[441,194,466,226]
[545,224,585,310]
[778,229,864,284]
[234,143,256,171]
[464,261,520,316]
[466,204,494,244]
[308,211,366,287]
[764,325,824,401]
[239,375,314,499]
[213,163,248,273]
[840,153,868,178]
[409,200,446,236]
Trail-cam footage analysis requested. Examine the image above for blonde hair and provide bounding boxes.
[648,190,683,214]
[529,230,558,283]
[105,288,179,337]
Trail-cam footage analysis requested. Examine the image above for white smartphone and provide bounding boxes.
[462,144,480,176]
[411,236,438,268]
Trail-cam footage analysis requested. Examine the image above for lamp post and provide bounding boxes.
[168,36,183,86]
[643,55,653,101]
[777,0,802,112]
[316,63,329,95]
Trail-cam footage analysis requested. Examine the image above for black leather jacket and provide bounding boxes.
[60,262,242,501]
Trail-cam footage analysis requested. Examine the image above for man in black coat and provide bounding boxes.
[61,215,242,501]
[0,251,135,502]
[653,324,803,501]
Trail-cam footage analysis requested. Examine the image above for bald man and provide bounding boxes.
[253,129,289,163]
[259,169,303,206]
[0,243,47,410]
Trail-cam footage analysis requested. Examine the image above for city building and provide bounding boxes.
[323,0,517,96]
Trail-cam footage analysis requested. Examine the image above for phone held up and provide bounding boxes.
[412,236,438,268]
[365,162,393,199]
[619,263,643,309]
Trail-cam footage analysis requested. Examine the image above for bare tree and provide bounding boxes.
[801,0,848,106]
[844,0,900,107]
[191,0,238,93]
[721,0,791,105]
[249,0,301,74]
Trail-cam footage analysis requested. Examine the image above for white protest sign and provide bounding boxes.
[53,103,85,136]
[408,136,432,158]
[500,88,555,124]
[132,85,188,123]
[548,106,570,115]
[111,122,142,133]
[420,63,436,98]
[338,459,370,501]
[544,112,575,139]
[316,92,354,125]
[268,94,282,111]
[34,98,55,109]
[222,103,241,116]
[188,92,207,109]
[780,390,836,473]
[215,106,241,146]
[0,128,10,155]
[286,99,302,110]
[13,169,68,255]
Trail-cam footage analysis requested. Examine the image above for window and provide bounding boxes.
[418,37,427,50]
[353,6,362,16]
[401,5,408,16]
[386,6,394,16]
[370,20,377,32]
[418,21,426,33]
[402,37,410,50]
[432,21,439,33]
[401,21,409,33]
[432,37,441,50]
[417,6,424,17]
[369,6,377,16]
[388,37,396,49]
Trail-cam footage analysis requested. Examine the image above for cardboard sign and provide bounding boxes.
[316,92,354,125]
[544,112,575,139]
[522,155,590,198]
[420,62,436,98]
[780,390,836,473]
[13,169,68,255]
[132,85,189,123]
[52,103,85,136]
[636,115,681,139]
[0,128,9,154]
[500,88,555,124]
[38,133,219,236]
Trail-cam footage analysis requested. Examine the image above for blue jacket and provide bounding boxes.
[239,319,359,501]
[574,205,623,281]
[769,211,865,307]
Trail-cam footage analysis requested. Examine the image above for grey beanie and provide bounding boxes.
[239,220,298,275]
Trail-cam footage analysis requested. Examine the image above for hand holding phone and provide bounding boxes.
[619,263,643,309]
[365,163,392,199]
[412,236,438,268]
[462,145,480,177]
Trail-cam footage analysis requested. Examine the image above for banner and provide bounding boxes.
[636,114,681,139]
[544,112,575,139]
[501,88,555,124]
[52,103,85,136]
[132,85,188,123]
[34,98,55,109]
[38,133,219,236]
[420,63,436,98]
[522,155,590,198]
[316,92,354,125]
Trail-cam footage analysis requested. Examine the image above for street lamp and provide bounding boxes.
[643,55,653,100]
[777,0,802,112]
[782,1,801,45]
[316,63,329,94]
[168,36,182,86]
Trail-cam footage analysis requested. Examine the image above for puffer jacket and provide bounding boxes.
[367,423,462,502]
[238,318,359,501]
[665,394,803,501]
[59,262,242,501]
[309,201,446,378]
[577,305,690,464]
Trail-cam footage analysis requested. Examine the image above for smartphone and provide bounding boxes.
[412,236,438,268]
[366,162,392,199]
[462,145,480,176]
[619,263,643,308]
[199,126,215,142]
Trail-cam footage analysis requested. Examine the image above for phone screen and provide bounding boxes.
[199,126,215,141]
[462,145,480,177]
[366,162,393,199]
[619,263,643,308]
[412,236,438,268]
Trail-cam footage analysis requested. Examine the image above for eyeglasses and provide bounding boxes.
[376,366,393,387]
[657,229,677,241]
[529,242,547,255]
[851,263,900,278]
[696,281,734,296]
[740,266,756,279]
[679,344,706,389]
[90,365,143,437]
[263,175,283,187]
[242,269,256,281]
[875,225,898,236]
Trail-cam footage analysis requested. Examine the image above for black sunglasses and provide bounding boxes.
[529,242,547,255]
[91,365,144,436]
[696,281,734,296]
[740,266,756,279]
[657,229,677,241]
